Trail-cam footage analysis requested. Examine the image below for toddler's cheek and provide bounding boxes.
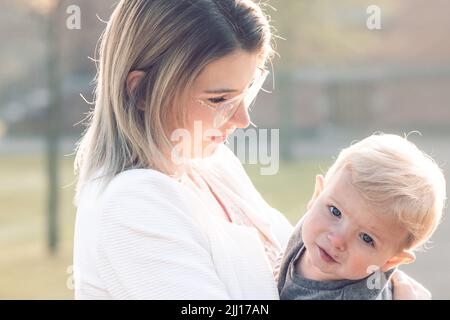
[301,220,320,249]
[344,256,376,280]
[301,217,313,241]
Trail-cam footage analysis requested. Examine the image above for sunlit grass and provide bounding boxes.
[0,154,76,299]
[243,161,330,224]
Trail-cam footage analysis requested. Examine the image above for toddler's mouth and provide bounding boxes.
[317,244,339,264]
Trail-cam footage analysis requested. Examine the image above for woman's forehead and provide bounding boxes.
[194,50,263,95]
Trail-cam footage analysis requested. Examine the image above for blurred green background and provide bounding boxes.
[1,0,449,299]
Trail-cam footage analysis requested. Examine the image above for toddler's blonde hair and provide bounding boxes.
[325,133,447,250]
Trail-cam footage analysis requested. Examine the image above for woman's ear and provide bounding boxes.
[307,175,325,210]
[381,250,416,272]
[126,70,146,98]
[126,70,146,111]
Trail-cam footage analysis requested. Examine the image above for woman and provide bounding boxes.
[73,0,430,299]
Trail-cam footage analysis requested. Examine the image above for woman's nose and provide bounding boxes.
[327,232,347,251]
[228,101,251,129]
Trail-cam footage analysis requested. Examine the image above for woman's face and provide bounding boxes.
[171,49,266,160]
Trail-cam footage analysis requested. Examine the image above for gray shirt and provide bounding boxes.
[277,220,395,300]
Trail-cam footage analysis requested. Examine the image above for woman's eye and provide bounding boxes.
[329,206,341,218]
[208,97,227,104]
[359,233,375,247]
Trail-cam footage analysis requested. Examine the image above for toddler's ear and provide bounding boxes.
[307,175,325,210]
[381,250,416,272]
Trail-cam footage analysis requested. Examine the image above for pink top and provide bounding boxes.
[180,148,283,271]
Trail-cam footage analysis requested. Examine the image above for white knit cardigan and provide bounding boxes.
[73,144,294,299]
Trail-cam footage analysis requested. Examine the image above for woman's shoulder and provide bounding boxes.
[106,168,183,194]
[99,168,192,218]
[92,167,211,244]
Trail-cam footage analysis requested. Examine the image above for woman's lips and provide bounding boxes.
[210,134,227,143]
[317,244,338,264]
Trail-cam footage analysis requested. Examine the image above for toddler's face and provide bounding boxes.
[300,167,414,281]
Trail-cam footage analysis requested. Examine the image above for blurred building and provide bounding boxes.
[1,0,449,138]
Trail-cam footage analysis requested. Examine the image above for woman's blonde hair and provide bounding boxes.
[74,0,275,200]
[325,133,447,250]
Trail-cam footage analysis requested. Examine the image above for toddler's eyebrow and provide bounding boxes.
[367,226,383,245]
[329,196,347,214]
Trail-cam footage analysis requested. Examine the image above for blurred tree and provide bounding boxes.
[268,0,397,69]
[45,0,62,256]
[14,0,62,255]
[263,0,397,157]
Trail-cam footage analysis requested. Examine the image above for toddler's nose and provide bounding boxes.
[327,232,346,251]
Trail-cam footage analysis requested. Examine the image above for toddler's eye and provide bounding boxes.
[359,233,375,247]
[329,206,341,218]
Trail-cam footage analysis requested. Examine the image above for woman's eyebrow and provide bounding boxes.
[203,71,261,94]
[203,88,238,94]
